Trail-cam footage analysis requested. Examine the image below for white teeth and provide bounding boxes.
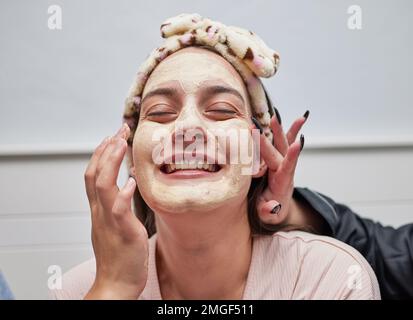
[163,161,219,173]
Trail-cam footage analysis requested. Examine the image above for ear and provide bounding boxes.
[252,157,267,178]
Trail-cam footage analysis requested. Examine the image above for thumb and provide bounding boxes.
[257,198,287,225]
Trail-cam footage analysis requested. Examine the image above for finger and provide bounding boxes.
[94,123,130,211]
[118,123,131,140]
[267,135,303,195]
[112,177,142,240]
[86,123,130,221]
[281,134,304,175]
[270,115,289,156]
[84,136,111,209]
[95,137,128,211]
[115,123,130,140]
[257,198,287,225]
[87,123,128,180]
[259,133,284,172]
[286,111,309,145]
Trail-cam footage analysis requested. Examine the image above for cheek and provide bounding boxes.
[229,162,252,191]
[211,119,251,160]
[132,124,158,168]
[210,117,250,135]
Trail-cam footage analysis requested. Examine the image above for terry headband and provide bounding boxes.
[122,13,280,145]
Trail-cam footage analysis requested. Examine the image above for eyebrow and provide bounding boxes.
[202,85,245,104]
[141,87,180,107]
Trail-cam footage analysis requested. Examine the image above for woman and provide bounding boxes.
[51,14,379,300]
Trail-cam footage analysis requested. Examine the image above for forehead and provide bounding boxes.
[142,47,247,97]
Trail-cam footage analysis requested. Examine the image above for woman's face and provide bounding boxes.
[131,47,256,214]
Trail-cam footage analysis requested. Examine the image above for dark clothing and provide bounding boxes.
[293,187,413,300]
[0,271,14,300]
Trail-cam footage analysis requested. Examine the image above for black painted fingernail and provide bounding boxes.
[274,107,282,125]
[270,203,282,215]
[303,110,310,120]
[251,117,263,134]
[300,134,305,151]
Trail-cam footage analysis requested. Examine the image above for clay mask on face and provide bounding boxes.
[143,50,246,96]
[132,47,254,215]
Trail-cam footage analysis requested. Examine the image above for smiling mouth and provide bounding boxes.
[160,161,222,174]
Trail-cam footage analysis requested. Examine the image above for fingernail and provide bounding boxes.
[300,134,305,151]
[251,117,263,134]
[116,123,127,136]
[122,123,131,139]
[303,110,310,120]
[102,136,111,145]
[273,107,282,125]
[270,203,282,214]
[122,123,129,134]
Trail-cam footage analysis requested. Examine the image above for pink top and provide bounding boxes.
[50,231,380,300]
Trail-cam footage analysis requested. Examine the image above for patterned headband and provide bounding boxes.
[123,13,280,145]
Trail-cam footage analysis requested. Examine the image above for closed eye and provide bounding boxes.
[204,103,239,119]
[207,109,237,114]
[147,111,176,116]
[144,104,177,122]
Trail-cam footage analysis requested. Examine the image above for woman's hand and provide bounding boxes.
[83,124,148,300]
[254,112,308,228]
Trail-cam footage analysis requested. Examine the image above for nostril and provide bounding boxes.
[194,132,203,140]
[175,132,185,141]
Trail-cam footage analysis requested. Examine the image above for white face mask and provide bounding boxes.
[131,47,256,215]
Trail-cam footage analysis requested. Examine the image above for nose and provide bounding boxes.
[172,99,208,149]
[169,99,210,161]
[172,125,208,155]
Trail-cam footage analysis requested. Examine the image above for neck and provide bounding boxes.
[155,200,252,300]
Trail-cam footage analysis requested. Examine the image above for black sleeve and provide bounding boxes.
[293,187,413,300]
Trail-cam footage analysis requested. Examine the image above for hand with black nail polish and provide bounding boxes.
[252,110,308,228]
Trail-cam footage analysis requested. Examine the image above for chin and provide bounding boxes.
[146,184,235,215]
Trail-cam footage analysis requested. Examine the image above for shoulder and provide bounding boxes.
[253,231,381,299]
[263,230,371,266]
[49,258,96,300]
[49,235,158,300]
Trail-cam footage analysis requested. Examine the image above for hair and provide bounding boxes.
[126,45,290,237]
